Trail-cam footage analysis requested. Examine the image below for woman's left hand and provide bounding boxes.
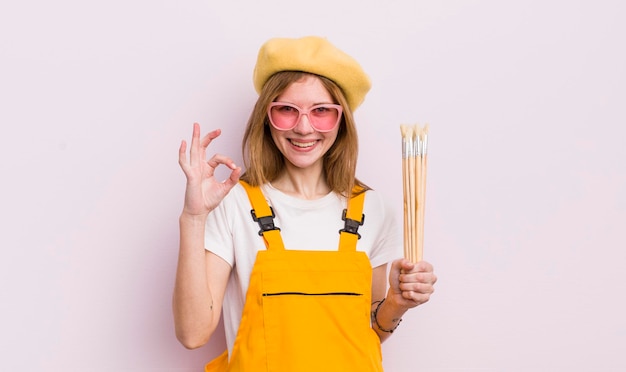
[388,259,437,310]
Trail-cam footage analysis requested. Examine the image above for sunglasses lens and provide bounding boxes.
[269,104,300,130]
[309,106,340,131]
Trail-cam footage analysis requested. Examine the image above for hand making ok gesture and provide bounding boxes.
[178,123,241,217]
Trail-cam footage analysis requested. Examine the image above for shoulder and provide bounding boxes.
[362,189,390,215]
[361,188,400,230]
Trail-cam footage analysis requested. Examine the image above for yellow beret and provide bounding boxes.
[253,36,372,111]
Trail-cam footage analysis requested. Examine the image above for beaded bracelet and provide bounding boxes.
[372,298,402,333]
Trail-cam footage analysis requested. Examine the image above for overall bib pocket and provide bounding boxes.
[258,251,381,371]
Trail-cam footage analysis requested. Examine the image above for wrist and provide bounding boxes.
[180,211,209,224]
[372,297,405,334]
[384,289,410,314]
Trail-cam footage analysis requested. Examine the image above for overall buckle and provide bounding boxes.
[339,209,364,239]
[251,207,281,236]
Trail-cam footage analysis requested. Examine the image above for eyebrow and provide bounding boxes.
[274,101,337,107]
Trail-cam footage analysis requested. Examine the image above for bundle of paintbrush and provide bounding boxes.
[400,124,429,262]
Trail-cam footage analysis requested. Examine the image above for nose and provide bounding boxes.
[293,113,315,134]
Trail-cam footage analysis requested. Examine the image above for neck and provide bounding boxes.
[272,164,330,200]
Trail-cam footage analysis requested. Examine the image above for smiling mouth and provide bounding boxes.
[289,139,317,148]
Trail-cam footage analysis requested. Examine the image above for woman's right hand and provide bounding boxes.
[178,123,241,216]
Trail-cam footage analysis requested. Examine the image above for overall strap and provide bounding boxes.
[338,186,366,252]
[239,180,285,251]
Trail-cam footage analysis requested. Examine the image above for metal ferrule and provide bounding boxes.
[414,136,421,157]
[402,137,413,159]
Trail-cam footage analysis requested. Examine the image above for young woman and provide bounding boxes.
[173,36,437,371]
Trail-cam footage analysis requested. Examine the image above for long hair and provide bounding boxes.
[240,71,369,197]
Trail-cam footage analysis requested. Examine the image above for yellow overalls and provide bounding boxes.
[205,181,383,371]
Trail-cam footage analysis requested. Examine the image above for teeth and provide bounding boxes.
[290,140,316,148]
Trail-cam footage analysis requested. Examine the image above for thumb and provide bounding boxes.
[388,258,405,292]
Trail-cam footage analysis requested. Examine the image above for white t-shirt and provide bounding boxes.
[205,182,402,356]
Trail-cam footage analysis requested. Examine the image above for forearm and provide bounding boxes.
[172,212,216,349]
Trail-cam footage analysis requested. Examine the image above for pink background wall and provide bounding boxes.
[2,0,625,370]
